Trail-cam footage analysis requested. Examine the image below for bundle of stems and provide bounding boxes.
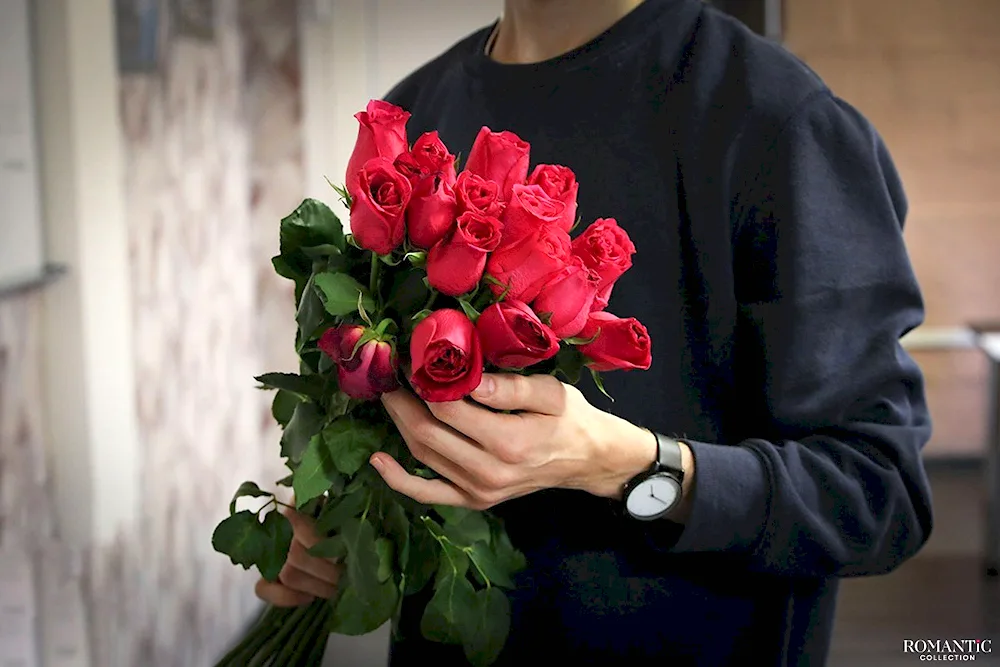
[214,598,333,667]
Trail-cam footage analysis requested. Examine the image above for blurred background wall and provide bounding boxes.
[0,1,997,666]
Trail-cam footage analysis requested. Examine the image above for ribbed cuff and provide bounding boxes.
[670,441,770,553]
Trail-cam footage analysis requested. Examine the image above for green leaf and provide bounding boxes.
[280,401,325,463]
[436,506,491,546]
[375,537,394,583]
[384,502,411,571]
[211,510,291,582]
[411,309,432,324]
[271,390,300,428]
[258,509,294,581]
[293,435,339,508]
[280,199,346,259]
[329,578,398,636]
[420,541,473,644]
[314,487,371,536]
[255,372,325,400]
[296,275,327,344]
[323,419,384,476]
[489,520,527,576]
[458,299,480,322]
[211,511,266,572]
[564,330,601,346]
[329,518,399,635]
[404,521,440,595]
[276,474,293,487]
[300,243,344,259]
[328,390,351,418]
[314,272,374,317]
[590,368,614,402]
[308,534,346,559]
[229,481,272,515]
[461,587,512,667]
[468,542,515,588]
[552,345,586,385]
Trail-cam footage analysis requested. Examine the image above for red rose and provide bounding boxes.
[350,157,412,255]
[499,184,567,249]
[476,300,559,370]
[485,224,571,303]
[407,174,458,250]
[576,312,652,372]
[393,152,425,187]
[346,100,410,197]
[527,164,578,232]
[532,257,601,339]
[318,325,400,399]
[426,211,503,296]
[464,126,530,199]
[410,309,483,402]
[571,218,636,310]
[454,170,505,218]
[411,131,457,185]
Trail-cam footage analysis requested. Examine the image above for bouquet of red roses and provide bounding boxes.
[211,100,652,667]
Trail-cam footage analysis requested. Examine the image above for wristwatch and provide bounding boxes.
[623,432,685,521]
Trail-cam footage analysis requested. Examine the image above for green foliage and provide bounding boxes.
[314,272,375,317]
[211,508,293,582]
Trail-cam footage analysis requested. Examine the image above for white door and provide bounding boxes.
[301,0,502,224]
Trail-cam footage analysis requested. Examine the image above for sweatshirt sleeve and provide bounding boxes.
[666,91,934,578]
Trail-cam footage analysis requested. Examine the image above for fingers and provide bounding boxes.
[255,578,314,608]
[278,560,338,600]
[286,536,343,584]
[470,373,568,415]
[284,509,323,550]
[382,388,496,474]
[369,452,477,508]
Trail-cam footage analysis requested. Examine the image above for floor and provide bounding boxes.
[828,462,1000,666]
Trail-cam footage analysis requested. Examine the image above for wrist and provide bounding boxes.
[586,416,657,500]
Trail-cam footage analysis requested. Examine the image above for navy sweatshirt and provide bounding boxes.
[383,1,934,664]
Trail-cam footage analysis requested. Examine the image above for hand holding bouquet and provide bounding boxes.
[211,100,652,667]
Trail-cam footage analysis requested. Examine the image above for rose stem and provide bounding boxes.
[213,604,285,666]
[288,601,332,666]
[272,600,325,665]
[246,603,313,667]
[369,251,380,302]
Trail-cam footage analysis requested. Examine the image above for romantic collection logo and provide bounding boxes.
[903,639,992,661]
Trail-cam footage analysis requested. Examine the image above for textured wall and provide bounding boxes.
[785,0,1000,457]
[94,1,302,665]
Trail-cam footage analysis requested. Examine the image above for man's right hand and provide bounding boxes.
[255,509,343,607]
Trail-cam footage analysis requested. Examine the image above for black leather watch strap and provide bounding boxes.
[654,432,684,476]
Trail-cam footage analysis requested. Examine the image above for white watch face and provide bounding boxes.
[626,474,680,519]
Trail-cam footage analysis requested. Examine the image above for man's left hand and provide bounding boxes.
[372,373,677,511]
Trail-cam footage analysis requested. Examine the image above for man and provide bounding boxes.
[257,0,934,664]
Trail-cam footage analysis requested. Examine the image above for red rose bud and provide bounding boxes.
[476,300,559,369]
[350,157,412,256]
[411,131,457,186]
[346,99,410,197]
[454,170,505,218]
[410,309,483,402]
[577,312,652,372]
[318,325,400,399]
[407,174,458,250]
[571,218,636,311]
[339,339,400,399]
[465,126,530,200]
[499,184,567,249]
[426,211,503,296]
[486,224,571,303]
[318,324,363,364]
[527,164,578,232]
[532,257,601,339]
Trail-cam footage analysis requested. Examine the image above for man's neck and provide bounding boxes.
[492,0,646,64]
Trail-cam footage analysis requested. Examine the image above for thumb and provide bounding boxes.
[469,372,568,415]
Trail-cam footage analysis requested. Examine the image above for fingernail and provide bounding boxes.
[474,375,495,397]
[370,455,385,472]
